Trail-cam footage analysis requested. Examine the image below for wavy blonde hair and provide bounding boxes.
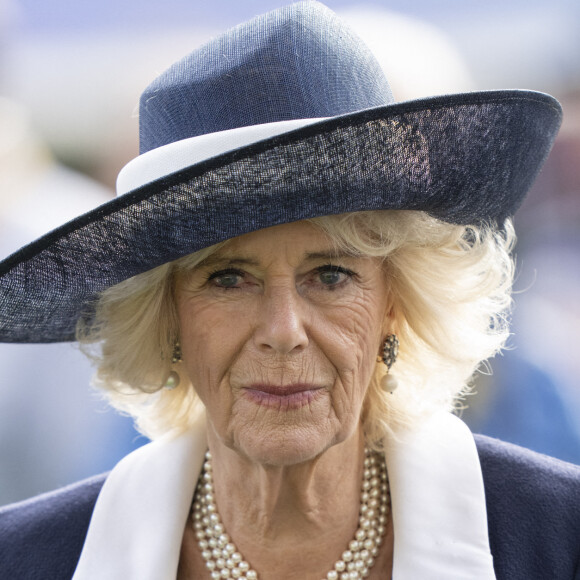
[77,210,515,444]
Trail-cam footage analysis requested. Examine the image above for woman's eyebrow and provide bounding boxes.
[196,255,261,269]
[304,250,356,262]
[196,250,353,270]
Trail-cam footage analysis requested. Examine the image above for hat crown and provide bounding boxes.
[139,1,393,154]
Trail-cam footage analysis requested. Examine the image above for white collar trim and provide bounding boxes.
[384,412,495,579]
[73,412,495,579]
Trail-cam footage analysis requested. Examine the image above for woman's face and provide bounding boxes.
[176,221,390,466]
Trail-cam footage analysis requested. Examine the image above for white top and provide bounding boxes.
[72,412,496,579]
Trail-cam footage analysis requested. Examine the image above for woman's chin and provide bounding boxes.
[237,437,331,467]
[228,420,343,467]
[210,394,354,467]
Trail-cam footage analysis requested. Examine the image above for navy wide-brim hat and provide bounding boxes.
[0,1,562,343]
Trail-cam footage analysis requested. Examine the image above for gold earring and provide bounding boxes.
[171,341,182,364]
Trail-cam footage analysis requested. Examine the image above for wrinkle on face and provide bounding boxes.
[175,220,391,467]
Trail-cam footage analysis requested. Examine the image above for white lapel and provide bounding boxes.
[73,412,495,579]
[384,412,496,579]
[72,416,207,580]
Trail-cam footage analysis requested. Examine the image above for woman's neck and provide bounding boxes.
[184,426,392,580]
[214,428,363,537]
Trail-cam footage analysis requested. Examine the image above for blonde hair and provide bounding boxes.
[77,210,515,443]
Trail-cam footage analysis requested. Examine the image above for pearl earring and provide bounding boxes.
[164,342,183,390]
[379,334,399,393]
[164,370,180,390]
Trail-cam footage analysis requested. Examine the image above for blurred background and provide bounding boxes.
[1,0,579,505]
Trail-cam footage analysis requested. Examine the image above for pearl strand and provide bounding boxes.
[191,448,390,580]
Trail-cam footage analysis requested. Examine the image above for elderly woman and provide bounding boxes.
[0,2,579,579]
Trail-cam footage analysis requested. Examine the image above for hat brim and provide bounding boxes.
[0,90,562,343]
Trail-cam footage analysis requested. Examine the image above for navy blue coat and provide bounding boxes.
[1,435,579,579]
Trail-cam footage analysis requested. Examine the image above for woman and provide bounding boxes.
[0,2,579,579]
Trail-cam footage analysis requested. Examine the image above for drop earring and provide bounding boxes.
[379,334,399,393]
[171,342,182,364]
[164,341,183,390]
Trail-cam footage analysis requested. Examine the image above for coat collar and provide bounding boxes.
[73,412,495,579]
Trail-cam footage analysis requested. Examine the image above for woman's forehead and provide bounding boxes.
[207,221,338,261]
[232,220,326,244]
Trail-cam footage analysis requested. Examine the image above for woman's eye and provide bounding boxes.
[316,265,354,287]
[207,269,245,288]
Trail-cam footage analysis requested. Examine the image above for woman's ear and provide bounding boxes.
[382,305,396,337]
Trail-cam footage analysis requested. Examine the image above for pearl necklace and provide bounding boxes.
[191,448,390,580]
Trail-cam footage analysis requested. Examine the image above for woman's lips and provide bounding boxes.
[242,384,324,409]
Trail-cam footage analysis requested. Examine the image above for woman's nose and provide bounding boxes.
[253,285,309,354]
